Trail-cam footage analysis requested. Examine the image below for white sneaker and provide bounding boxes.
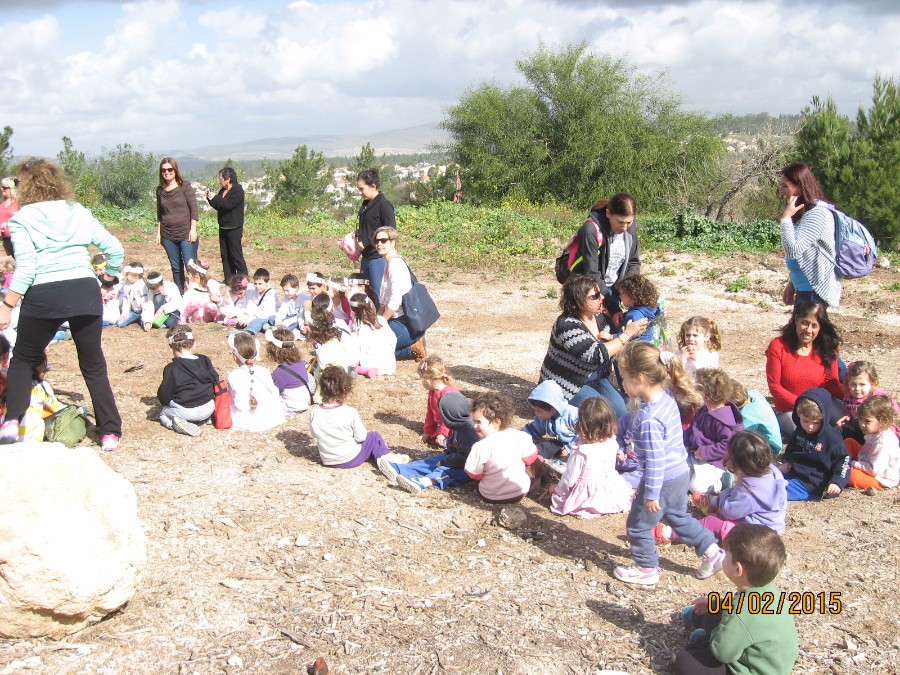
[172,417,201,437]
[382,453,410,464]
[377,456,400,484]
[397,475,429,494]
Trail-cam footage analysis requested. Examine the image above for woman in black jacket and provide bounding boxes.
[206,166,247,281]
[356,168,396,299]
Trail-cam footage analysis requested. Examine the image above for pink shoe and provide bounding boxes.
[101,434,120,452]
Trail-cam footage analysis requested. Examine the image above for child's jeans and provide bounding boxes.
[244,315,276,335]
[627,470,717,568]
[160,400,215,429]
[785,477,815,501]
[117,310,142,328]
[394,453,470,490]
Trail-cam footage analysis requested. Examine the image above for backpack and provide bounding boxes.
[554,219,602,284]
[44,405,89,447]
[826,206,878,279]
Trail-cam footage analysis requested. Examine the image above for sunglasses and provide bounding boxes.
[161,167,175,173]
[587,291,603,300]
[373,237,392,244]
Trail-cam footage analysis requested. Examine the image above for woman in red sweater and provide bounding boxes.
[766,300,845,438]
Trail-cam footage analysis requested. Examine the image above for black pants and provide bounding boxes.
[675,610,727,675]
[2,236,13,257]
[219,227,248,282]
[7,314,122,438]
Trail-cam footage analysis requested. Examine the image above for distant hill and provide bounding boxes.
[169,123,449,169]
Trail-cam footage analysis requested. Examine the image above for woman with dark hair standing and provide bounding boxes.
[779,162,841,308]
[205,166,247,280]
[565,193,641,318]
[540,274,648,417]
[156,156,198,293]
[0,158,123,449]
[765,300,845,437]
[356,168,396,300]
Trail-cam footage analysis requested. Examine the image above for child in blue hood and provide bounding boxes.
[614,274,669,348]
[522,380,579,459]
[777,388,849,500]
[378,391,479,494]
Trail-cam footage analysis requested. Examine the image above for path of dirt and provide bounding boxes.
[1,232,899,674]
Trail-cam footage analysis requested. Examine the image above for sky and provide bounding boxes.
[0,0,898,158]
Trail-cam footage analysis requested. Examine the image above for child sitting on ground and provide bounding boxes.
[837,361,900,444]
[219,274,250,326]
[238,268,279,334]
[227,331,285,432]
[273,274,306,332]
[348,291,397,378]
[846,395,900,490]
[157,326,218,436]
[265,325,315,414]
[685,368,744,494]
[676,523,798,675]
[613,342,725,586]
[551,397,633,518]
[142,271,183,330]
[116,261,148,329]
[615,274,670,348]
[379,391,479,494]
[418,356,461,448]
[522,380,579,459]
[728,377,782,458]
[777,388,849,500]
[657,430,787,545]
[674,316,721,381]
[309,365,404,468]
[182,259,223,323]
[464,392,540,504]
[16,354,66,442]
[307,307,356,399]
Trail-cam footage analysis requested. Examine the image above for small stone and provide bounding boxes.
[476,539,486,548]
[585,559,597,573]
[864,487,877,496]
[496,506,527,529]
[844,637,857,651]
[295,534,310,547]
[227,655,243,667]
[220,580,243,590]
[323,553,334,561]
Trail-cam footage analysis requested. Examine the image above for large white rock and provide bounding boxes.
[0,442,145,639]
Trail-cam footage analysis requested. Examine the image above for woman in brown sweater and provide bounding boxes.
[156,157,198,293]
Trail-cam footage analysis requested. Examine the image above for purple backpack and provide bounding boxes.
[825,205,878,279]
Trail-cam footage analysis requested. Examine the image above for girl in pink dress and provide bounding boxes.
[551,397,634,518]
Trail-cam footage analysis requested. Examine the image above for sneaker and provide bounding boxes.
[382,452,410,465]
[613,564,660,585]
[100,434,120,453]
[0,419,20,444]
[410,338,427,362]
[653,522,674,546]
[377,456,400,484]
[397,475,430,494]
[689,628,708,645]
[689,492,712,515]
[681,605,695,628]
[172,417,202,437]
[696,547,726,580]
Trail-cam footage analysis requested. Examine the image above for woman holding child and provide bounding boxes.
[540,274,648,418]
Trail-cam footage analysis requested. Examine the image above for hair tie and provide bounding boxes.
[264,329,294,349]
[168,330,193,345]
[418,361,429,372]
[349,296,372,309]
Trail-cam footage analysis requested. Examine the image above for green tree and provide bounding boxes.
[91,144,156,209]
[441,43,724,212]
[350,143,377,175]
[57,136,87,181]
[793,75,899,243]
[265,144,329,216]
[0,126,13,177]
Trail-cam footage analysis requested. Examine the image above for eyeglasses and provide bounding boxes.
[161,167,175,174]
[587,291,603,300]
[0,187,9,191]
[373,237,392,244]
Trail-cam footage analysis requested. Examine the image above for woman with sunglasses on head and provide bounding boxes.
[0,158,123,450]
[0,177,19,257]
[356,168,395,300]
[540,273,648,418]
[372,226,426,362]
[156,157,198,294]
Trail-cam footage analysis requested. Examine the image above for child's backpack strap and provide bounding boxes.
[278,364,313,398]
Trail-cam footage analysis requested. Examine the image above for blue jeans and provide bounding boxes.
[361,255,387,300]
[570,376,627,418]
[245,316,276,335]
[388,314,424,360]
[394,453,470,490]
[627,469,716,568]
[117,310,142,328]
[785,477,815,501]
[161,238,198,294]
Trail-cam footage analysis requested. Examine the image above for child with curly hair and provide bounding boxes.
[846,395,900,490]
[615,274,670,349]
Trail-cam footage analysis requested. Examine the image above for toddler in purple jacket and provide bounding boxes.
[685,368,744,493]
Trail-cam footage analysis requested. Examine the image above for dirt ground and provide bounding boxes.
[1,230,899,675]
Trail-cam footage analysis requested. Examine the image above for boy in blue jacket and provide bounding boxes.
[614,274,668,347]
[777,387,849,500]
[522,380,579,459]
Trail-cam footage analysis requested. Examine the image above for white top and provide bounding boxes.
[854,430,900,488]
[464,428,538,501]
[677,347,720,381]
[309,403,368,465]
[604,232,627,287]
[141,281,183,324]
[379,257,413,315]
[183,279,222,306]
[244,286,279,320]
[227,364,285,431]
[352,316,397,375]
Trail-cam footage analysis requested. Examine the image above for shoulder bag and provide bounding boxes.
[400,260,440,334]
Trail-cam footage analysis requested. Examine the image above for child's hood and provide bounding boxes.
[791,387,836,430]
[527,380,568,416]
[13,201,96,246]
[438,391,474,430]
[705,401,743,428]
[740,465,787,510]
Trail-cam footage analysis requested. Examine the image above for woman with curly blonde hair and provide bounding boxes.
[0,158,124,450]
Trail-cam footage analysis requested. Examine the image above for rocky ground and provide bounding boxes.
[1,231,899,674]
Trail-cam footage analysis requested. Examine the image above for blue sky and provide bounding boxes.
[1,0,898,158]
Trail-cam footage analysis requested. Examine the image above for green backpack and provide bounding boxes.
[44,406,89,447]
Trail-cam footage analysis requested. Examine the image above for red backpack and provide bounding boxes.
[554,219,602,284]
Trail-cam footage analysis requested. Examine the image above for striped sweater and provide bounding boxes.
[780,200,842,307]
[628,392,690,501]
[539,315,613,401]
